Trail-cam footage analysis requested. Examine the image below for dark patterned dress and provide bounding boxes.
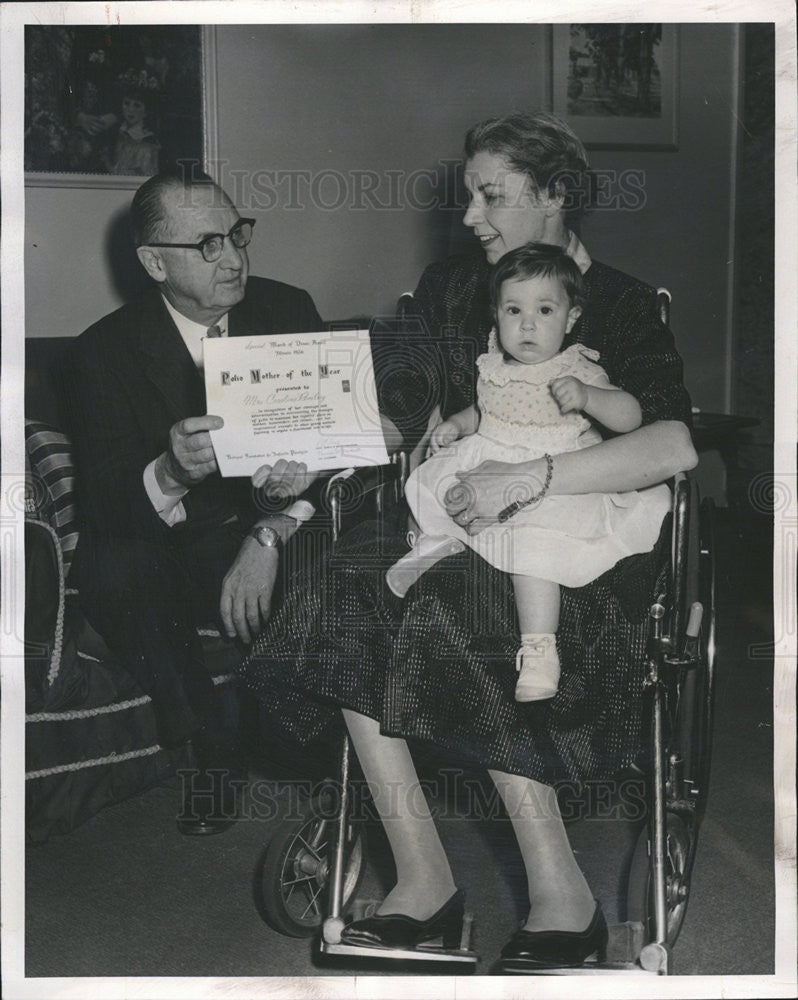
[238,251,692,784]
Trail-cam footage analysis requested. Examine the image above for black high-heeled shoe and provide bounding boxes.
[340,890,465,950]
[499,901,608,970]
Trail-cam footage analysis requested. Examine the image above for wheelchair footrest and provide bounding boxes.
[319,908,478,964]
[500,962,654,976]
[497,922,653,976]
[320,940,479,964]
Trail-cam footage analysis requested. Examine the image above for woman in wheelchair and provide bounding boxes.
[239,110,698,969]
[387,242,671,703]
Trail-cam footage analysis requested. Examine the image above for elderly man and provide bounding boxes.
[65,169,324,834]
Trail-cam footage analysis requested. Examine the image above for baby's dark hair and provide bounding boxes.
[489,242,585,314]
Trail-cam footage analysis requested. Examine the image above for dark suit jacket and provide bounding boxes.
[64,276,324,543]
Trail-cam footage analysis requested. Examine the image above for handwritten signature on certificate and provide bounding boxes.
[203,330,390,477]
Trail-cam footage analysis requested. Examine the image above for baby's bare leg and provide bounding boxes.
[512,575,560,634]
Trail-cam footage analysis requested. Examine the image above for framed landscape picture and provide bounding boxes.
[24,24,217,188]
[552,23,679,150]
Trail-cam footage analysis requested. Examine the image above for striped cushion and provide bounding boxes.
[25,421,79,578]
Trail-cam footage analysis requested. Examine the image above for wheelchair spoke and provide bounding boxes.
[257,794,367,937]
[282,873,318,889]
[308,818,328,849]
[299,883,324,919]
[297,831,328,860]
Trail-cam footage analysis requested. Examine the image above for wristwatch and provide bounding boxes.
[250,524,282,549]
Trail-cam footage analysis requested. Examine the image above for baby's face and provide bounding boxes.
[497,274,582,365]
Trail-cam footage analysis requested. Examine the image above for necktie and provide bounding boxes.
[206,324,223,338]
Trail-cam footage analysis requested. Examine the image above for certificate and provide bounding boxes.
[203,330,390,477]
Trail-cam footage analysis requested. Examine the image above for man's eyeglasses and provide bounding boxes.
[142,218,256,263]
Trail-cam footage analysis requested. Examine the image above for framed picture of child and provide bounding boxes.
[24,24,215,187]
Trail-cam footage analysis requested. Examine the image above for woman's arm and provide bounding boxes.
[444,420,697,535]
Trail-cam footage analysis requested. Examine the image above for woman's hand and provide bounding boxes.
[443,458,549,535]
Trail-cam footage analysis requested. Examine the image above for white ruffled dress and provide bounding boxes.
[404,340,671,588]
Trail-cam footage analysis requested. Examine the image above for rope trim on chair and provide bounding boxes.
[28,519,66,689]
[25,745,161,780]
[26,695,152,723]
[26,673,236,724]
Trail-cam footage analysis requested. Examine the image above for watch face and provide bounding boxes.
[254,526,279,547]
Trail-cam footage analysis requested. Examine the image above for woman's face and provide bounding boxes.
[464,151,558,264]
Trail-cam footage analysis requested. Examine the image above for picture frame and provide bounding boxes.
[24,24,218,189]
[551,23,679,151]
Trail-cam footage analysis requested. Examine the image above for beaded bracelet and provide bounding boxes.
[497,453,554,523]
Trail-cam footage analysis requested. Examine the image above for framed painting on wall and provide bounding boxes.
[551,23,679,150]
[24,24,218,188]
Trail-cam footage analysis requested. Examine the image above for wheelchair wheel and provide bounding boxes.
[626,809,695,947]
[256,793,366,938]
[626,496,716,947]
[679,497,717,819]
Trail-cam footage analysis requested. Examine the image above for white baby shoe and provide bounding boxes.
[514,633,561,702]
[386,533,465,597]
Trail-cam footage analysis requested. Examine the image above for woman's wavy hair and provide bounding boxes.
[464,111,592,220]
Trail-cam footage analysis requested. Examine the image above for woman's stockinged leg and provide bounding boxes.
[488,769,596,932]
[342,708,457,919]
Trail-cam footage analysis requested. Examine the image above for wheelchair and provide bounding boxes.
[252,288,716,973]
[251,458,716,975]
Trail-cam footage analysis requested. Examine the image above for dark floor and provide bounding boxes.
[23,509,779,983]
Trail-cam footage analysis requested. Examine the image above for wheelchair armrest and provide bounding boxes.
[324,452,410,538]
[325,463,398,500]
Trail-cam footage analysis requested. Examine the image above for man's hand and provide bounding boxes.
[156,415,223,494]
[550,376,588,414]
[220,538,279,644]
[443,458,548,536]
[428,419,460,455]
[251,460,318,502]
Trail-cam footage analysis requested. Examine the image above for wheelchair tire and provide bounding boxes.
[626,497,717,949]
[255,793,367,938]
[626,809,696,947]
[682,496,717,819]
